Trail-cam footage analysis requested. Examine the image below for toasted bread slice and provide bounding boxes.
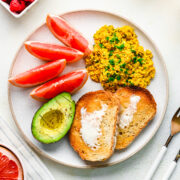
[69,90,119,161]
[115,87,157,150]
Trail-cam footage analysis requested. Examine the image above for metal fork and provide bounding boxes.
[145,107,180,180]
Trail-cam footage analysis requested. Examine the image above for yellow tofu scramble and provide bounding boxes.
[85,25,155,91]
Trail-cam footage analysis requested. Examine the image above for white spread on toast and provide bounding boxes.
[119,95,140,129]
[80,104,107,150]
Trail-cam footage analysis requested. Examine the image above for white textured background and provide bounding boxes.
[0,0,180,179]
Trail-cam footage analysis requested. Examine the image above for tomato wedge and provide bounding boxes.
[46,14,92,56]
[30,69,88,101]
[9,59,66,88]
[24,41,84,63]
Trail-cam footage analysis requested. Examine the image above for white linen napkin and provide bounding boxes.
[0,116,55,180]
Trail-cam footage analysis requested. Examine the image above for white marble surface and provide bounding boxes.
[0,0,179,179]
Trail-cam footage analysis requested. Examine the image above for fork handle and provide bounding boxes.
[145,146,167,180]
[162,161,176,180]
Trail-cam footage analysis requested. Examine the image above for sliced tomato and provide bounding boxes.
[46,14,92,56]
[30,69,88,101]
[24,41,84,63]
[9,59,66,88]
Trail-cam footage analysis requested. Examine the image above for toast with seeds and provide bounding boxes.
[69,90,119,161]
[115,87,157,150]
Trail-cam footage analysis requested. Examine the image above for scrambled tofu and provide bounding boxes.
[85,25,155,91]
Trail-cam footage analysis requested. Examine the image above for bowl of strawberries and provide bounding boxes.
[0,0,39,18]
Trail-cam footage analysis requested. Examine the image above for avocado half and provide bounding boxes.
[32,92,75,144]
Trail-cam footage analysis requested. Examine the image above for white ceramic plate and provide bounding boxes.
[8,10,168,168]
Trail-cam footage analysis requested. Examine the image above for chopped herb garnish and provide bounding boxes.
[105,66,110,71]
[126,79,128,83]
[112,73,117,78]
[120,63,126,68]
[116,54,121,59]
[109,77,115,82]
[109,59,115,66]
[116,75,121,80]
[99,43,104,48]
[116,43,125,51]
[115,37,119,43]
[138,58,144,65]
[112,68,115,70]
[106,73,110,77]
[130,82,134,86]
[109,50,114,57]
[132,56,137,63]
[131,49,136,54]
[106,37,109,41]
[99,43,105,48]
[118,59,121,63]
[120,68,123,72]
[125,70,128,74]
[110,37,115,43]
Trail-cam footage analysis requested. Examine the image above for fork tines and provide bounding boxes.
[173,107,180,118]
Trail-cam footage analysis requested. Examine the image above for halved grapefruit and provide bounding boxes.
[0,145,24,180]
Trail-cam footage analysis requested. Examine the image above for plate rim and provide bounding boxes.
[8,9,169,169]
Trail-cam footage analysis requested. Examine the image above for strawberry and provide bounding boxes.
[10,0,26,13]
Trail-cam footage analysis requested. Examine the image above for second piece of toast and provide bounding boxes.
[69,90,119,161]
[115,87,157,150]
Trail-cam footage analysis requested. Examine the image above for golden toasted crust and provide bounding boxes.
[69,90,119,161]
[115,87,157,150]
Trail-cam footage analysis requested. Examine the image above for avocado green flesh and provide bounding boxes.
[32,92,75,144]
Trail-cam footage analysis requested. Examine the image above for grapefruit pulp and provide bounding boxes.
[30,69,88,101]
[46,14,92,56]
[9,59,66,88]
[24,41,84,63]
[0,145,24,179]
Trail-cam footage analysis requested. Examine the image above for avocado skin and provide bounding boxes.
[32,92,75,144]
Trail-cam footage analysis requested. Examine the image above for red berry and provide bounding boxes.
[1,0,11,4]
[24,0,34,2]
[10,0,26,13]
